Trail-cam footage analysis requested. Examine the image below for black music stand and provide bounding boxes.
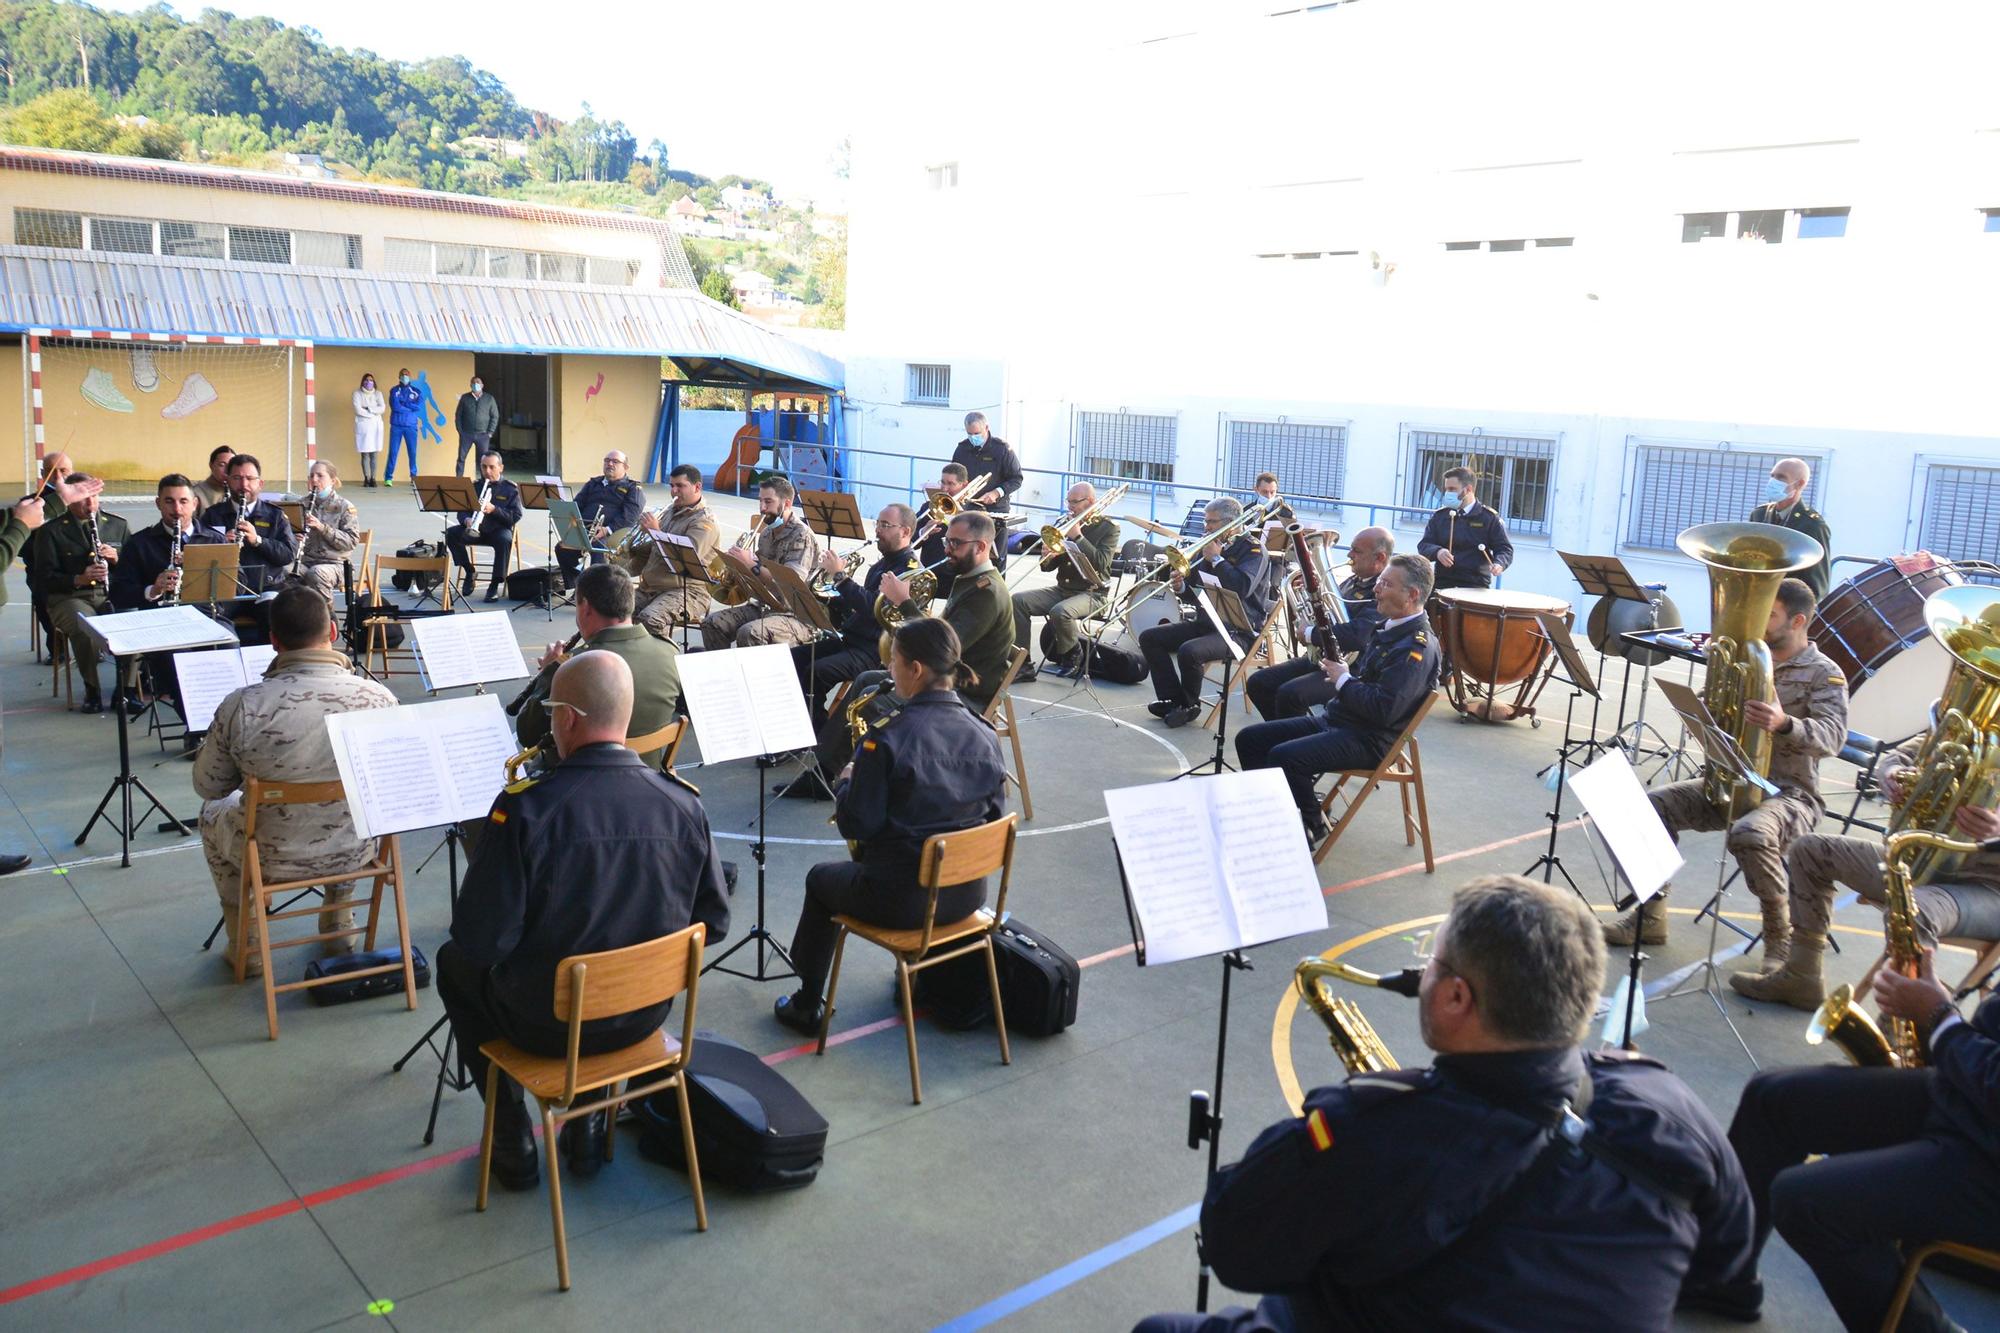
[796,489,868,549]
[392,822,475,1144]
[1177,587,1253,780]
[1559,551,1680,768]
[412,475,481,609]
[513,481,563,620]
[1523,611,1602,905]
[649,533,718,650]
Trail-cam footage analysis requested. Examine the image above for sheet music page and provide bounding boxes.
[431,695,518,822]
[1567,751,1684,902]
[325,709,453,840]
[410,616,473,693]
[171,649,251,733]
[1196,590,1246,661]
[1209,769,1327,946]
[737,643,817,753]
[410,613,530,692]
[459,612,531,682]
[87,604,239,655]
[1104,781,1239,966]
[677,649,762,764]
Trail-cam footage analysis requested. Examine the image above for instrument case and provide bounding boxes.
[637,1030,827,1192]
[302,946,430,1005]
[917,916,1080,1037]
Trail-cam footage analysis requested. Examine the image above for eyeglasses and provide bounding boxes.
[944,536,979,549]
[545,700,590,719]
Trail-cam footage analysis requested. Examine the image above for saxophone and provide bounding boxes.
[1884,586,2000,887]
[1294,958,1401,1073]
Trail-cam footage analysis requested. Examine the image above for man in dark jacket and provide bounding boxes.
[1247,526,1393,721]
[1136,875,1758,1333]
[950,411,1023,520]
[30,473,132,714]
[446,451,524,602]
[1747,456,1833,601]
[1140,498,1270,728]
[1417,465,1514,592]
[438,652,731,1186]
[454,374,501,476]
[201,452,297,590]
[557,449,646,588]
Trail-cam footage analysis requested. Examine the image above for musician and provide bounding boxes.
[1012,482,1118,683]
[1728,952,2000,1331]
[792,504,919,727]
[111,474,228,612]
[950,410,1022,523]
[1246,526,1393,721]
[1417,465,1513,592]
[442,450,523,603]
[1749,457,1833,601]
[1236,553,1439,844]
[201,452,297,587]
[30,472,132,715]
[1140,498,1269,729]
[699,475,821,649]
[1603,578,1847,961]
[620,462,722,640]
[193,444,234,512]
[439,651,731,1186]
[885,510,1014,715]
[917,463,980,596]
[1250,471,1295,537]
[193,586,396,974]
[1136,875,1757,1333]
[516,566,682,771]
[23,451,74,634]
[295,461,361,602]
[773,617,1006,1036]
[1734,744,2000,1011]
[556,449,646,590]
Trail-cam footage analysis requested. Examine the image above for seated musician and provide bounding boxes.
[1140,498,1269,729]
[790,504,919,732]
[1136,875,1757,1333]
[191,586,396,974]
[444,450,523,603]
[1246,526,1393,721]
[1012,482,1118,683]
[201,452,297,588]
[1729,949,2000,1330]
[773,618,1007,1035]
[1417,465,1513,592]
[110,474,228,711]
[295,461,361,602]
[193,444,234,513]
[30,472,133,715]
[1603,578,1847,963]
[916,463,980,598]
[439,652,731,1186]
[700,475,821,649]
[23,450,74,641]
[1236,553,1439,845]
[557,449,645,590]
[620,462,722,639]
[516,565,682,771]
[1735,748,2000,1010]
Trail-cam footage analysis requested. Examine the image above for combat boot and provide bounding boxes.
[1603,893,1669,946]
[1729,937,1825,1010]
[1755,899,1792,971]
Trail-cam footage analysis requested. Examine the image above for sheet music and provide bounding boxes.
[172,645,278,732]
[85,604,239,656]
[1196,590,1246,661]
[324,694,516,838]
[1567,751,1684,903]
[432,695,517,823]
[736,643,817,752]
[677,649,761,763]
[411,612,531,692]
[534,474,569,499]
[1211,771,1326,943]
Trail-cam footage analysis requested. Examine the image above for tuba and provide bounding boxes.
[1676,523,1825,819]
[1884,586,2000,887]
[1294,958,1401,1074]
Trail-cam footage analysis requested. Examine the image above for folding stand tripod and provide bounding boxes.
[1524,612,1607,906]
[1176,592,1252,780]
[391,821,473,1145]
[704,752,798,983]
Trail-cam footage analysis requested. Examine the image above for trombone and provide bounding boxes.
[1010,483,1130,588]
[1099,499,1271,630]
[912,472,993,547]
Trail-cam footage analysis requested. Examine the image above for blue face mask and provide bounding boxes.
[1443,489,1464,510]
[1762,476,1791,505]
[967,432,984,446]
[399,375,410,386]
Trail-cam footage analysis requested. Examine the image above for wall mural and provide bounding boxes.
[78,350,220,420]
[413,370,449,444]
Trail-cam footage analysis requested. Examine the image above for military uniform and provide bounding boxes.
[192,475,231,513]
[1140,536,1272,711]
[700,514,822,649]
[622,500,721,639]
[906,559,1014,711]
[1749,498,1833,601]
[192,648,396,965]
[1138,1046,1756,1333]
[30,508,131,687]
[793,545,918,724]
[516,623,682,770]
[201,497,298,588]
[949,434,1024,516]
[109,519,229,702]
[0,507,38,771]
[295,495,361,600]
[436,742,732,1100]
[1012,515,1119,662]
[557,474,646,586]
[1235,613,1440,822]
[444,477,524,596]
[1417,499,1514,592]
[788,689,1006,999]
[1246,570,1385,721]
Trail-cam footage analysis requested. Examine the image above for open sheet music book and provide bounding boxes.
[83,604,239,656]
[1105,769,1327,965]
[410,612,532,692]
[677,643,816,765]
[1566,750,1684,904]
[172,645,278,732]
[323,694,517,840]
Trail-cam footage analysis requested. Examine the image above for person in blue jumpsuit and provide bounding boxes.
[385,367,424,486]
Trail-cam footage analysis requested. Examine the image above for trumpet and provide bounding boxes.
[811,545,871,597]
[1294,958,1403,1074]
[711,514,771,607]
[1035,483,1129,566]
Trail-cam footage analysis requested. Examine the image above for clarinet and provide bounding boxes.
[506,631,584,717]
[85,512,105,590]
[162,524,186,606]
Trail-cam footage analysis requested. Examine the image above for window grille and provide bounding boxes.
[1076,410,1177,494]
[486,247,532,280]
[536,251,586,284]
[1224,418,1346,508]
[905,364,951,406]
[383,238,431,273]
[227,225,291,265]
[293,230,361,268]
[1404,430,1557,536]
[587,256,641,286]
[14,208,82,249]
[1918,464,2000,567]
[435,243,481,277]
[160,220,225,260]
[1623,442,1826,550]
[88,216,155,255]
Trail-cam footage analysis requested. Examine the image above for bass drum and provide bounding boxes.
[1438,588,1573,724]
[1846,635,1950,744]
[1810,554,1961,690]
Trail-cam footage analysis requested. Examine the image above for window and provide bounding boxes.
[88,216,156,255]
[1918,464,2000,566]
[1982,208,2000,234]
[435,243,481,277]
[1224,417,1347,508]
[536,251,586,284]
[1797,207,1849,239]
[293,230,360,268]
[384,238,431,273]
[1076,410,1177,494]
[904,364,951,406]
[927,162,959,190]
[587,256,641,286]
[227,225,291,265]
[1403,430,1557,537]
[1681,212,1727,242]
[14,208,82,249]
[1679,208,1851,244]
[1442,237,1573,253]
[1737,209,1785,243]
[1622,442,1826,550]
[160,220,225,259]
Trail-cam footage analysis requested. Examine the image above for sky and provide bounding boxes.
[100,0,861,203]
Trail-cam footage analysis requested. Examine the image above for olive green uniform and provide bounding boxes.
[31,509,131,682]
[1012,516,1119,659]
[700,515,822,649]
[900,560,1014,710]
[1748,499,1833,601]
[516,623,683,769]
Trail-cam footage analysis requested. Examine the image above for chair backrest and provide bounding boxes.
[625,718,686,769]
[1389,691,1441,756]
[919,814,1017,895]
[554,923,706,1024]
[352,529,375,595]
[242,776,350,842]
[981,647,1031,723]
[371,554,454,611]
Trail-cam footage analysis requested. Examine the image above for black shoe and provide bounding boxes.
[1046,649,1082,679]
[459,575,476,599]
[1147,700,1176,718]
[773,991,825,1036]
[1163,703,1200,729]
[489,1092,540,1191]
[0,853,32,876]
[1677,1276,1763,1323]
[1014,661,1039,685]
[483,586,502,603]
[80,692,105,715]
[557,1111,607,1179]
[112,689,146,718]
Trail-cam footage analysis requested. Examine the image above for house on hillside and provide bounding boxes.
[720,185,772,214]
[728,268,776,306]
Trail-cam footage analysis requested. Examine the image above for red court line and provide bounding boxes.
[2,814,1564,1305]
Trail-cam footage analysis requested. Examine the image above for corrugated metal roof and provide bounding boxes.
[0,245,842,392]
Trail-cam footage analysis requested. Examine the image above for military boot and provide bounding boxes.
[1603,893,1669,947]
[1754,899,1792,972]
[1729,937,1825,1010]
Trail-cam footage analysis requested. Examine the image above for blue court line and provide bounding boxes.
[933,1202,1201,1331]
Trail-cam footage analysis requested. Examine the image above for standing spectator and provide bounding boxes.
[1748,457,1832,601]
[454,374,500,477]
[351,373,384,487]
[950,412,1023,565]
[385,368,422,487]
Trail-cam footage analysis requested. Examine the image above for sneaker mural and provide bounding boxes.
[162,372,219,420]
[130,346,160,392]
[80,366,134,413]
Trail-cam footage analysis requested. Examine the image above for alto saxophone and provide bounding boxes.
[1295,958,1401,1074]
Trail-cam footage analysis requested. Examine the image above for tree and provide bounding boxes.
[807,225,845,329]
[0,86,176,157]
[699,268,739,310]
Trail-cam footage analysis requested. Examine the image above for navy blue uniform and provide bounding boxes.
[1236,613,1439,819]
[201,497,297,587]
[789,689,1007,997]
[557,475,646,584]
[445,477,524,592]
[1247,570,1386,721]
[1417,500,1513,592]
[794,545,919,722]
[949,434,1024,514]
[437,743,731,1096]
[1730,994,2000,1332]
[1141,536,1272,710]
[1140,1047,1755,1333]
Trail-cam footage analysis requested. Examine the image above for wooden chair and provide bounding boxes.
[365,554,453,678]
[1201,599,1288,730]
[815,813,1018,1103]
[349,529,375,602]
[233,777,417,1040]
[1313,691,1440,870]
[625,718,687,772]
[50,627,73,705]
[1855,936,2000,1002]
[476,924,709,1292]
[980,647,1034,821]
[1882,1242,2000,1332]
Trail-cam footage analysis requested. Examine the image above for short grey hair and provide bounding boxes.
[1205,497,1243,524]
[950,510,996,547]
[964,411,987,431]
[1386,552,1433,601]
[1443,875,1606,1046]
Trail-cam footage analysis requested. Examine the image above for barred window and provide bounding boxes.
[384,238,431,273]
[1224,417,1347,508]
[587,256,641,286]
[15,208,82,249]
[1076,410,1177,494]
[486,247,533,280]
[1918,464,2000,566]
[293,230,361,268]
[905,364,951,406]
[1403,430,1557,536]
[160,220,225,259]
[537,252,586,284]
[435,243,481,278]
[1623,442,1826,550]
[88,216,156,255]
[227,225,291,265]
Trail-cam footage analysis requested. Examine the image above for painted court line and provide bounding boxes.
[932,1202,1202,1332]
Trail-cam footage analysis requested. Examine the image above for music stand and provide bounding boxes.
[413,474,479,522]
[275,500,305,531]
[1558,550,1679,767]
[796,490,868,547]
[1523,611,1603,905]
[1176,587,1251,780]
[178,542,242,607]
[758,564,844,799]
[1567,751,1683,1052]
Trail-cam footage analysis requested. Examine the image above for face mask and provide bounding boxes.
[1762,476,1791,505]
[399,375,410,386]
[472,382,483,394]
[967,432,984,446]
[312,485,332,499]
[1442,489,1463,509]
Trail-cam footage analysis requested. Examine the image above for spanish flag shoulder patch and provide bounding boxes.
[862,740,878,752]
[1306,1107,1334,1152]
[1408,651,1423,662]
[1826,672,1846,688]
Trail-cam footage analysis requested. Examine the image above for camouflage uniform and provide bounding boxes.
[194,648,397,964]
[699,514,822,648]
[622,501,721,640]
[297,495,361,601]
